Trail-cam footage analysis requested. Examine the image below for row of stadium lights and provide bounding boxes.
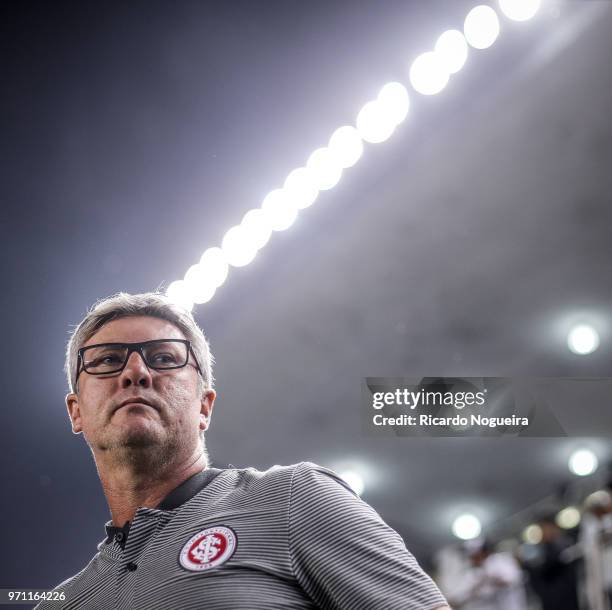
[165,0,544,310]
[161,0,605,547]
[339,447,605,542]
[162,0,603,542]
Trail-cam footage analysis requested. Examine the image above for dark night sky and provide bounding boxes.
[2,0,612,596]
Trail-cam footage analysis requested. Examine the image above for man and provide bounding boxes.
[442,539,527,610]
[36,291,450,610]
[581,489,612,610]
[523,514,580,610]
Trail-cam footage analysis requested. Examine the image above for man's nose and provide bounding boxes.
[120,350,153,388]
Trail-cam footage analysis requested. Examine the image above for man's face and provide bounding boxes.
[66,316,215,460]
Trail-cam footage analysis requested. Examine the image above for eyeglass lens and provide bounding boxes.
[82,341,188,374]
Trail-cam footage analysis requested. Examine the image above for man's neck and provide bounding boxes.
[96,451,207,526]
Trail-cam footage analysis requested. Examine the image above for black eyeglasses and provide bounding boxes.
[75,339,203,390]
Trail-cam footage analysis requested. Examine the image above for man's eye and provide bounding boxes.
[151,353,178,364]
[104,355,122,363]
[95,355,123,366]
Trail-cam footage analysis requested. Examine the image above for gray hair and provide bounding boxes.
[64,292,215,455]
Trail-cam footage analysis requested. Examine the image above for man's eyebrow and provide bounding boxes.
[83,341,127,349]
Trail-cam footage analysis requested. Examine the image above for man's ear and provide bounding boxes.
[66,392,83,434]
[199,389,216,432]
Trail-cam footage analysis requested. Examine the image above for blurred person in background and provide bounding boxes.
[520,513,580,610]
[439,538,528,610]
[581,488,612,610]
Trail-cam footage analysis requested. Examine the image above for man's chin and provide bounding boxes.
[122,434,158,448]
[98,428,161,452]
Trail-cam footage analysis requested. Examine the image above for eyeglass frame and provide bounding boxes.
[74,339,204,392]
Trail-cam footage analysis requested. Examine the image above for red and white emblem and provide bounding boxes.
[179,526,236,572]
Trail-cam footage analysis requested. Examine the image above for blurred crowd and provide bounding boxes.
[434,485,612,610]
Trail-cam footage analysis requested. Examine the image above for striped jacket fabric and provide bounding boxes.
[34,461,448,610]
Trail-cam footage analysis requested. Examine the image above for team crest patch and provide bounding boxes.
[179,526,236,572]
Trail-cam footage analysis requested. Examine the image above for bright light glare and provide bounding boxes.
[199,247,229,289]
[377,82,410,125]
[167,0,523,308]
[409,51,450,95]
[283,167,319,209]
[556,507,581,529]
[435,30,469,74]
[567,324,600,355]
[261,189,298,231]
[166,280,194,311]
[522,524,542,544]
[306,148,342,190]
[221,225,257,268]
[356,100,396,144]
[339,471,365,496]
[240,209,272,250]
[569,449,598,476]
[452,514,482,540]
[498,0,541,22]
[464,5,501,50]
[328,126,364,169]
[184,263,216,304]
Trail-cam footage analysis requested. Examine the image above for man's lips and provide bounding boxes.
[113,398,158,414]
[117,402,152,410]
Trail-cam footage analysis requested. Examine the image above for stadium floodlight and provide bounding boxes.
[498,0,541,22]
[452,513,482,540]
[166,279,194,312]
[261,189,298,231]
[435,30,469,74]
[184,263,217,304]
[522,524,542,544]
[556,506,581,530]
[199,247,229,289]
[377,82,410,125]
[283,167,319,209]
[464,5,501,50]
[410,51,450,95]
[356,100,396,143]
[568,449,598,477]
[567,324,600,355]
[306,147,343,190]
[328,126,364,169]
[221,225,258,268]
[240,209,272,251]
